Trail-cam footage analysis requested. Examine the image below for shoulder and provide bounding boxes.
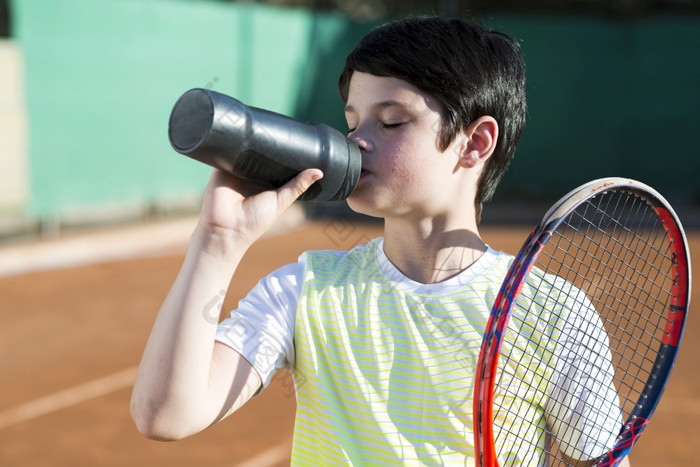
[485,247,514,269]
[524,266,582,301]
[297,237,383,286]
[460,247,514,299]
[300,237,381,269]
[477,247,514,280]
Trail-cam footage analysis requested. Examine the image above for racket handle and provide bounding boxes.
[168,88,361,202]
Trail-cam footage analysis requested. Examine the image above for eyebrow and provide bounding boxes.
[344,100,408,113]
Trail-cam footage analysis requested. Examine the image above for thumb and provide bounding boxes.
[276,168,323,209]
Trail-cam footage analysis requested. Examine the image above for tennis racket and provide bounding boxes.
[474,177,691,466]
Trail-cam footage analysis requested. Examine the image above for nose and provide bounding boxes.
[348,129,373,152]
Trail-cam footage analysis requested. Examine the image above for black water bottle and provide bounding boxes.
[168,88,361,201]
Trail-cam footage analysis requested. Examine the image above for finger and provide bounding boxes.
[276,169,323,210]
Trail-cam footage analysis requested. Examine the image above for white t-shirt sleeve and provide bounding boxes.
[215,261,305,389]
[545,290,622,461]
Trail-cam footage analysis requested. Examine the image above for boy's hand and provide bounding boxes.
[195,168,323,254]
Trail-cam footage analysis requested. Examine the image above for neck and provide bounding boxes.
[382,215,486,284]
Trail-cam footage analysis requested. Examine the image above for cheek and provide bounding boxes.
[381,142,419,186]
[389,139,439,183]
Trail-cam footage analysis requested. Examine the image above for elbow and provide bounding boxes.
[129,394,194,442]
[133,423,181,442]
[131,415,182,442]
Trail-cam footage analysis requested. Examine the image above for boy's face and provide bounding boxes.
[344,72,474,220]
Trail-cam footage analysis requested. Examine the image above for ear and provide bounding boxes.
[456,116,499,169]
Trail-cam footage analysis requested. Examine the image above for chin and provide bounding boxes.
[346,195,386,220]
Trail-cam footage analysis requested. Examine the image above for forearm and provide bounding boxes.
[130,225,252,439]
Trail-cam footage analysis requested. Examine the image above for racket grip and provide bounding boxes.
[168,88,361,202]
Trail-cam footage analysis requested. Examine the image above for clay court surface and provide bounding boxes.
[0,214,697,466]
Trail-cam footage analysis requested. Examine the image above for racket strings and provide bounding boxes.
[491,189,678,466]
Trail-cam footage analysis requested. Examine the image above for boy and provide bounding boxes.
[131,16,626,466]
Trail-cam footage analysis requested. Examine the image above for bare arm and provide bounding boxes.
[130,168,322,441]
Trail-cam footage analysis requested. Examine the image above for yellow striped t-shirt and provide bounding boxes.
[289,238,510,465]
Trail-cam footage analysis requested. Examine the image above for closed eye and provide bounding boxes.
[380,122,404,129]
[347,121,405,135]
